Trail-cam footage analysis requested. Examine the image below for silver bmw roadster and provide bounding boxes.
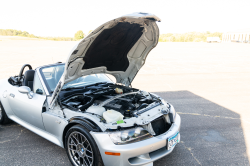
[0,13,181,166]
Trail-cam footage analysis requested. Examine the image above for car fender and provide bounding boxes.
[68,116,102,132]
[62,116,102,147]
[0,78,15,116]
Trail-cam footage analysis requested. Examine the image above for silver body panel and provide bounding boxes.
[8,86,46,129]
[9,114,65,147]
[0,76,67,148]
[91,114,181,166]
[0,70,181,165]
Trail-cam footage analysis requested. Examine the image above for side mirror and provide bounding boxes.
[18,86,33,99]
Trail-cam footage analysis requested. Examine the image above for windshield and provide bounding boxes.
[40,64,113,92]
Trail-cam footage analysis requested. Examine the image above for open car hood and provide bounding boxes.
[49,12,160,108]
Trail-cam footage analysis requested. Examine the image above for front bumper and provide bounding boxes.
[91,114,181,166]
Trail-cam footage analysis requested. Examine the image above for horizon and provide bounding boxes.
[1,0,250,37]
[0,28,224,38]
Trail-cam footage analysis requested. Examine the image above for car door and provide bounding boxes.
[8,71,46,130]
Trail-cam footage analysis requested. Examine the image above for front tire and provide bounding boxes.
[65,125,104,166]
[0,101,11,124]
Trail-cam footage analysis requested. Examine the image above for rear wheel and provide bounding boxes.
[65,125,104,166]
[0,102,11,124]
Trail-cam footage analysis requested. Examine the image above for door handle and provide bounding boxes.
[9,93,15,98]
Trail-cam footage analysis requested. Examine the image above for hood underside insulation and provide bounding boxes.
[83,22,144,72]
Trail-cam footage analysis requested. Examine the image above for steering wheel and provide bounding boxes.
[18,64,32,82]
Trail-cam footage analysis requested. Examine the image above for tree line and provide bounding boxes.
[159,31,223,42]
[0,29,85,41]
[1,29,222,42]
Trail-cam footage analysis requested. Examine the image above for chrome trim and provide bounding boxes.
[27,91,34,99]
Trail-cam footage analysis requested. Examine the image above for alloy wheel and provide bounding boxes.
[68,131,94,166]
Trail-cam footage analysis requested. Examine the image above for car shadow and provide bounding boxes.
[153,90,249,166]
[0,90,249,166]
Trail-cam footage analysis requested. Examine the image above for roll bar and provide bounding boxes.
[18,64,32,81]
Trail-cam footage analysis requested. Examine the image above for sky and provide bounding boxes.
[1,0,250,37]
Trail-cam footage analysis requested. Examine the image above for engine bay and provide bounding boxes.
[60,82,160,121]
[59,82,173,134]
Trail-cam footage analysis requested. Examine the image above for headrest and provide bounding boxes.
[24,70,35,81]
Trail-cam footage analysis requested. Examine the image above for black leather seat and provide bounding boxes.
[22,70,35,91]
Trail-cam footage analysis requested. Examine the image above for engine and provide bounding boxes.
[60,83,159,120]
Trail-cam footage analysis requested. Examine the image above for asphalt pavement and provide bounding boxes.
[0,90,249,166]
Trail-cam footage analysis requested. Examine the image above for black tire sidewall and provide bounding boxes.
[0,101,10,124]
[65,125,103,166]
[0,102,3,123]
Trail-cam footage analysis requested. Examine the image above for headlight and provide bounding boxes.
[169,105,176,122]
[161,99,176,122]
[108,127,153,145]
[161,99,168,106]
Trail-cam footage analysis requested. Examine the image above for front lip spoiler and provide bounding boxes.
[90,113,181,166]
